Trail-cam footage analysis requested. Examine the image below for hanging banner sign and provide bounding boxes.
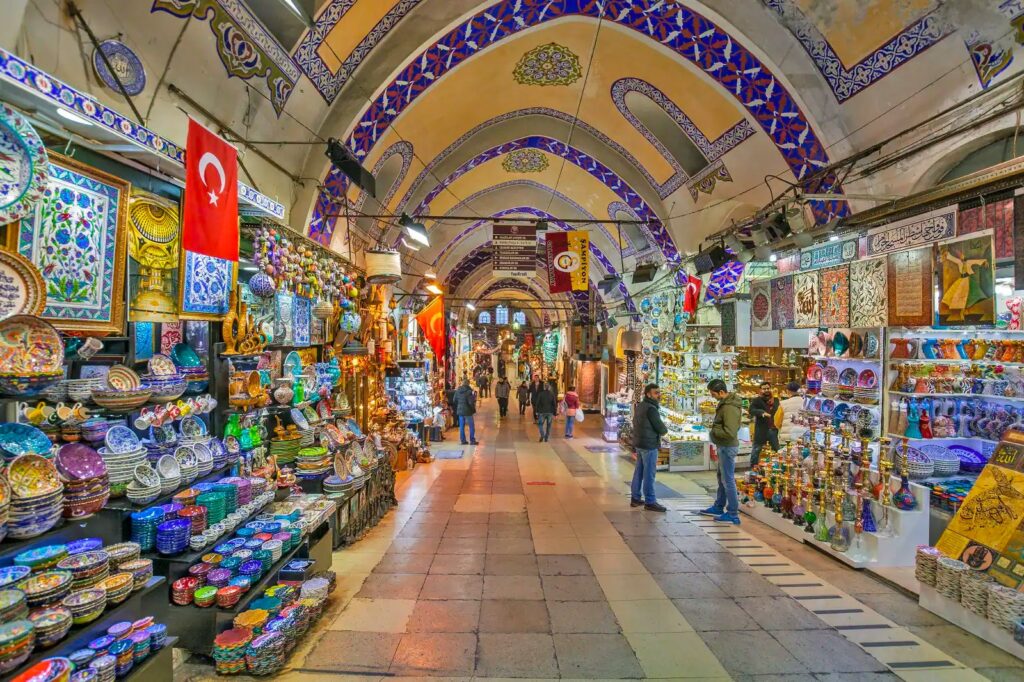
[546,230,589,293]
[492,223,537,277]
[864,205,957,256]
[799,238,858,271]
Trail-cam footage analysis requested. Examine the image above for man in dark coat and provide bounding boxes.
[529,377,543,417]
[748,382,780,469]
[494,377,511,417]
[453,379,479,445]
[631,383,668,512]
[532,381,557,442]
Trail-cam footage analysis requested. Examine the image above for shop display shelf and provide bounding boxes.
[920,584,1024,662]
[738,364,803,370]
[807,356,880,363]
[0,516,125,568]
[889,357,1024,367]
[885,433,999,445]
[889,391,1024,403]
[3,576,166,680]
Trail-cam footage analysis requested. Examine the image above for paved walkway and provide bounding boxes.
[185,401,1024,680]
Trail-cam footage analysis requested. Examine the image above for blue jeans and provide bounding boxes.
[631,448,658,504]
[537,414,553,440]
[459,416,476,443]
[714,446,740,514]
[565,415,575,437]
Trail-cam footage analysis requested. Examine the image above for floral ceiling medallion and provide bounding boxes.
[502,149,549,173]
[513,43,582,86]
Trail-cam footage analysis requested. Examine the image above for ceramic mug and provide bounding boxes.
[22,402,48,425]
[78,337,104,360]
[134,408,154,431]
[72,403,90,421]
[56,403,75,422]
[176,399,192,417]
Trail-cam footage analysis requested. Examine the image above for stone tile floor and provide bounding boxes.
[178,402,1024,680]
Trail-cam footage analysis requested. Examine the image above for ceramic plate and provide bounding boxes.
[290,408,309,431]
[838,368,858,387]
[284,351,302,378]
[55,443,106,481]
[180,415,206,438]
[92,40,146,96]
[0,248,46,321]
[0,422,51,457]
[106,365,141,391]
[104,425,140,453]
[806,364,823,382]
[7,453,61,496]
[858,369,877,388]
[820,399,836,416]
[823,366,839,384]
[864,332,880,358]
[0,103,49,225]
[148,354,176,377]
[0,314,64,374]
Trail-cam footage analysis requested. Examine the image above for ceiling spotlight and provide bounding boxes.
[750,226,771,247]
[535,220,549,232]
[723,233,745,254]
[400,237,420,251]
[425,283,443,295]
[736,249,755,264]
[792,231,814,248]
[424,271,437,279]
[56,107,93,126]
[607,315,618,327]
[828,234,840,242]
[466,303,476,311]
[769,253,778,262]
[399,213,429,246]
[766,212,791,240]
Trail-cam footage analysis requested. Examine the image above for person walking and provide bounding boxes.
[529,377,542,418]
[631,384,668,512]
[533,381,557,442]
[704,379,742,524]
[516,381,530,416]
[495,377,511,417]
[453,379,479,445]
[476,371,488,398]
[748,381,780,469]
[563,385,580,438]
[778,381,805,446]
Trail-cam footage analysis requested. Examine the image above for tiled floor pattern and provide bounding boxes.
[181,406,1024,680]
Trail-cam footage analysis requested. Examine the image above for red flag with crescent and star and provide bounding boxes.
[683,274,702,314]
[183,119,239,261]
[416,296,446,364]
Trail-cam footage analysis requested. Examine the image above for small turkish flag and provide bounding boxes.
[416,296,447,364]
[183,119,239,261]
[683,275,702,314]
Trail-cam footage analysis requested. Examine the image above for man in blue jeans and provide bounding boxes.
[453,379,479,445]
[631,384,668,512]
[703,379,742,524]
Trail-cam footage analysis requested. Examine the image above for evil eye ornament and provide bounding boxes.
[640,298,652,313]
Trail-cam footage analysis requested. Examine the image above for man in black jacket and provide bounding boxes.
[748,382,779,468]
[528,378,543,418]
[533,381,557,442]
[631,384,668,512]
[453,379,479,445]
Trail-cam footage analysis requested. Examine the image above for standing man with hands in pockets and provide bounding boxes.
[631,384,668,512]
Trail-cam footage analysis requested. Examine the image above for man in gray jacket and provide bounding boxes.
[494,377,511,418]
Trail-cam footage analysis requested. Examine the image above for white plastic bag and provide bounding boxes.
[574,410,585,423]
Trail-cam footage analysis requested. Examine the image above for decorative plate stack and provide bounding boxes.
[156,518,191,556]
[193,442,214,477]
[171,344,209,395]
[935,557,967,601]
[155,455,180,495]
[918,444,961,477]
[65,377,105,404]
[55,551,109,592]
[104,543,141,571]
[0,620,35,673]
[118,559,153,592]
[95,365,151,411]
[55,444,110,519]
[914,546,941,586]
[140,354,187,403]
[988,583,1024,631]
[0,589,28,623]
[126,464,160,505]
[98,427,147,498]
[893,445,935,480]
[27,606,72,649]
[295,446,331,479]
[174,447,199,485]
[15,570,73,609]
[97,573,133,607]
[213,627,251,674]
[0,316,65,397]
[960,569,993,617]
[245,631,286,676]
[62,588,107,625]
[7,454,64,539]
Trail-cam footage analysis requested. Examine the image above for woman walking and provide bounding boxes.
[563,386,580,438]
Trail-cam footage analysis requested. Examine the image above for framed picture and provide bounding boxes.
[937,232,996,326]
[80,354,127,382]
[178,249,237,320]
[888,247,934,327]
[11,151,129,333]
[276,292,294,345]
[294,296,311,346]
[185,320,210,353]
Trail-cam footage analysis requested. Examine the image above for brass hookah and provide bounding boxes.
[829,488,851,552]
[813,470,828,539]
[792,467,806,527]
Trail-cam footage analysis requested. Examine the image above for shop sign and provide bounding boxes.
[492,223,536,277]
[798,238,857,271]
[864,205,956,256]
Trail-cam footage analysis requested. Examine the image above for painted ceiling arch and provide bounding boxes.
[308,0,848,246]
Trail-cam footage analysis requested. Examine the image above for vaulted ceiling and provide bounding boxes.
[12,0,1023,321]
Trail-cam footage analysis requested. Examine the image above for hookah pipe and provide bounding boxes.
[892,436,918,511]
[780,445,792,518]
[792,468,806,526]
[858,435,877,533]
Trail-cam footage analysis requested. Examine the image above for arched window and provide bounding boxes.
[478,311,492,325]
[939,132,1021,184]
[513,311,527,325]
[495,305,509,325]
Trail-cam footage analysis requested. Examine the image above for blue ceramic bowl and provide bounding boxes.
[0,422,52,459]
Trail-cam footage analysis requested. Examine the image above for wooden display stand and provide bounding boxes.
[740,475,930,568]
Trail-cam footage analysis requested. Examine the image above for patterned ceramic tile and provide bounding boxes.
[818,264,850,328]
[18,156,128,331]
[134,322,155,361]
[179,250,235,319]
[513,43,582,86]
[293,295,312,346]
[310,0,846,243]
[502,149,549,173]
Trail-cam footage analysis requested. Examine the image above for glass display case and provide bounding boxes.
[385,362,433,422]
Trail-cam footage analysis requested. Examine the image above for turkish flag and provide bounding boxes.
[183,119,239,261]
[416,296,446,364]
[683,275,702,314]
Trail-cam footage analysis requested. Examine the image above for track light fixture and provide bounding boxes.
[399,213,429,246]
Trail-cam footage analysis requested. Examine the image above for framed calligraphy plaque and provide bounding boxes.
[865,206,956,257]
[887,247,934,327]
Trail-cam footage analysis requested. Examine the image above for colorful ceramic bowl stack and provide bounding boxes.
[0,619,35,673]
[213,627,252,674]
[0,567,31,591]
[108,638,133,677]
[155,455,180,495]
[178,505,208,535]
[54,444,110,519]
[175,447,199,485]
[103,543,141,571]
[0,589,28,624]
[118,560,153,592]
[193,443,215,477]
[140,376,187,403]
[62,586,107,625]
[196,491,227,525]
[97,426,147,499]
[27,606,72,648]
[56,551,109,592]
[13,656,75,682]
[156,518,191,555]
[129,508,164,552]
[125,463,160,506]
[88,654,115,682]
[171,577,199,605]
[0,316,65,397]
[213,483,240,514]
[13,545,68,573]
[97,573,133,607]
[295,446,331,479]
[0,423,53,464]
[193,586,217,608]
[78,419,122,448]
[245,631,286,676]
[7,454,64,540]
[16,570,73,609]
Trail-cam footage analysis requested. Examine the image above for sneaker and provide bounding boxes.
[460,441,468,445]
[470,441,479,445]
[630,498,643,508]
[698,506,724,517]
[714,512,741,525]
[644,502,667,512]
